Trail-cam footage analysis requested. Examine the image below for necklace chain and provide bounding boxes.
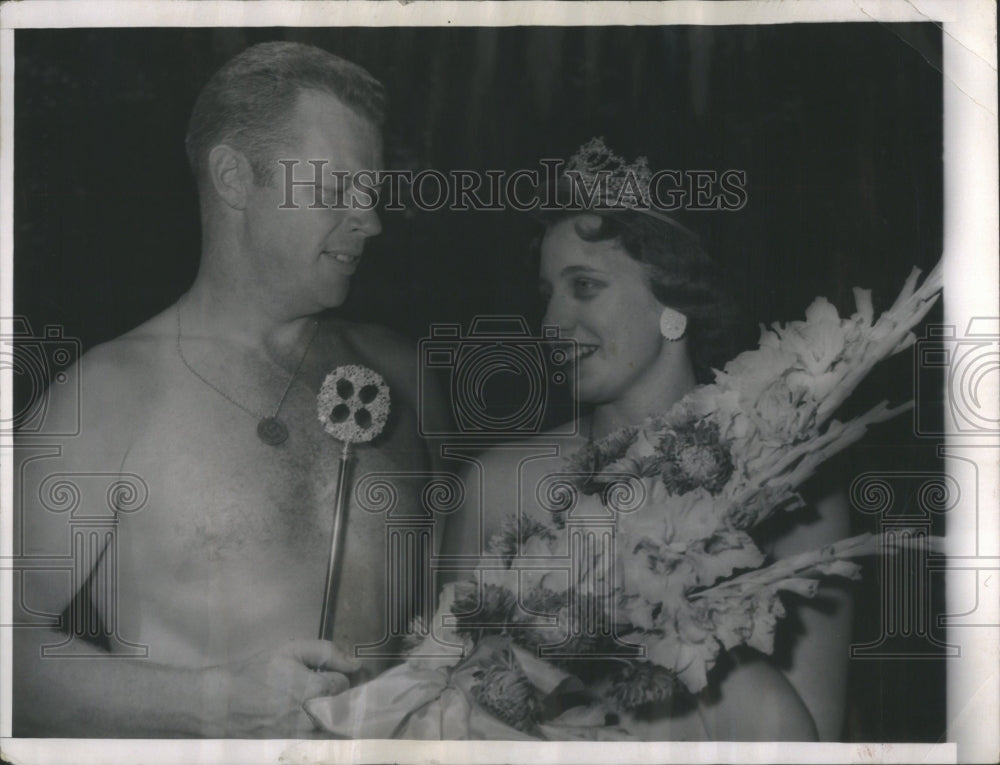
[175,303,319,423]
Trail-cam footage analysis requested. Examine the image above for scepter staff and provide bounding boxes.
[315,365,391,641]
[319,439,351,641]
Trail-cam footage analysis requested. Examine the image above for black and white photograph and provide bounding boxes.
[1,2,997,763]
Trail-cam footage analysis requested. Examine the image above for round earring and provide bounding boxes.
[659,306,687,340]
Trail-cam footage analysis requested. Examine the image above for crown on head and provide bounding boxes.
[558,137,700,241]
[563,137,654,209]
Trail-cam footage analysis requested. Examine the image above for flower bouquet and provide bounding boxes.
[305,262,944,739]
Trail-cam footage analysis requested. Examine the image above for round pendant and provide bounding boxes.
[256,417,289,446]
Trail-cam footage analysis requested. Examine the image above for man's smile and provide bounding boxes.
[323,250,364,273]
[324,249,362,264]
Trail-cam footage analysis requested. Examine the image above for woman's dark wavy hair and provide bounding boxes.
[535,208,746,385]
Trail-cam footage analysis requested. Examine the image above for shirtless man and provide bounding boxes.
[13,42,443,737]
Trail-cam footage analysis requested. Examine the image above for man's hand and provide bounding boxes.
[210,639,360,737]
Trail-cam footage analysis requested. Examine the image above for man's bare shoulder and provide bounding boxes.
[340,319,415,363]
[322,317,418,394]
[15,308,177,470]
[81,310,174,389]
[65,308,176,440]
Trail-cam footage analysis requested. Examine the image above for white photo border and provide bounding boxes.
[1,2,996,764]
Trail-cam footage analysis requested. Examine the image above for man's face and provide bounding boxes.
[243,89,384,312]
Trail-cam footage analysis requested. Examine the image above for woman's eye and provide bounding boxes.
[572,278,603,298]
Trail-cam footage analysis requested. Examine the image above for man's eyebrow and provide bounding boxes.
[324,172,383,188]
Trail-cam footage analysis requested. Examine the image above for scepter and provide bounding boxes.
[316,365,391,641]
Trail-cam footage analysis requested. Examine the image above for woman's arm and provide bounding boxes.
[767,489,854,741]
[698,649,820,741]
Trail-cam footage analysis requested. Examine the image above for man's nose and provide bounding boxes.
[350,204,382,237]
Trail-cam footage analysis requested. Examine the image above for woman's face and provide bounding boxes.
[539,215,670,406]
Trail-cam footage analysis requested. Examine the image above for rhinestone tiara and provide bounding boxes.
[564,137,654,209]
[558,137,698,239]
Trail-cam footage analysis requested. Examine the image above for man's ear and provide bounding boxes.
[207,144,254,210]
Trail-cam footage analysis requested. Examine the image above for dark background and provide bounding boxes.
[13,23,948,741]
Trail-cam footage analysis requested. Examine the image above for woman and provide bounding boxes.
[444,172,853,740]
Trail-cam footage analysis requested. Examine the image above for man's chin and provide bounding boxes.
[320,282,352,310]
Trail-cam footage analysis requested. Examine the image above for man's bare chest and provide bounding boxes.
[124,359,427,524]
[112,375,430,660]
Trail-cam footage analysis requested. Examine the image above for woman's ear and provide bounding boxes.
[207,144,253,210]
[658,305,688,341]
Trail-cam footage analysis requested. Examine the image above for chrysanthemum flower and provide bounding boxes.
[487,515,557,564]
[471,649,542,733]
[658,419,734,495]
[605,661,682,711]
